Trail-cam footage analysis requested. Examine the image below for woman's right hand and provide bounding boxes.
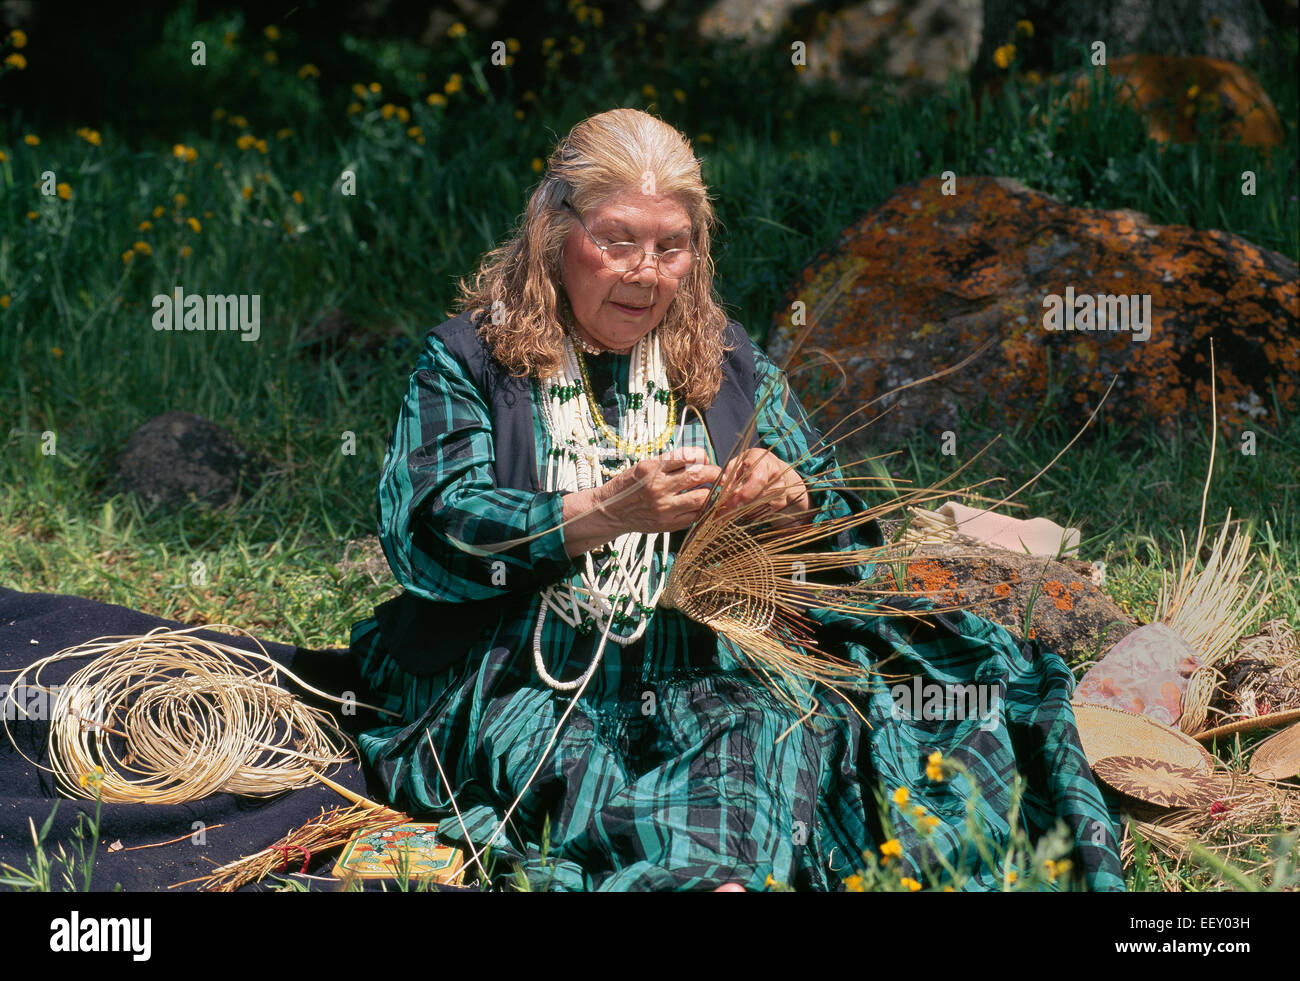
[561,447,722,555]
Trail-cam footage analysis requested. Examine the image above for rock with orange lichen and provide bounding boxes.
[1067,55,1284,149]
[770,175,1299,451]
[872,542,1136,663]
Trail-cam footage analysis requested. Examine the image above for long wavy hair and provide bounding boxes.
[456,108,731,409]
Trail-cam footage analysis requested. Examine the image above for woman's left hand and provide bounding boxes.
[716,447,812,528]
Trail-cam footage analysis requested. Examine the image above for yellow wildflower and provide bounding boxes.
[186,217,201,232]
[352,82,367,98]
[901,876,921,892]
[276,127,293,140]
[829,129,841,146]
[138,220,152,231]
[1015,19,1034,37]
[368,81,381,94]
[672,88,685,103]
[514,109,524,120]
[426,92,447,107]
[696,133,712,143]
[347,101,362,115]
[920,816,940,833]
[879,838,902,862]
[51,346,63,358]
[993,44,1016,70]
[133,240,152,255]
[264,25,280,41]
[229,114,248,129]
[56,182,71,200]
[892,786,910,808]
[152,205,166,218]
[381,103,396,119]
[297,63,319,79]
[121,248,134,263]
[531,157,544,173]
[236,133,256,150]
[1186,84,1199,99]
[240,186,253,200]
[542,37,556,54]
[212,107,226,120]
[447,22,467,39]
[0,150,6,162]
[444,73,462,95]
[943,885,955,893]
[397,106,410,123]
[24,134,39,146]
[591,7,604,28]
[926,751,944,782]
[254,138,267,154]
[406,125,421,138]
[843,874,865,892]
[569,35,584,54]
[9,29,27,47]
[263,50,277,65]
[910,803,926,817]
[4,53,26,70]
[1006,871,1017,884]
[0,295,9,308]
[292,190,304,204]
[641,83,657,98]
[222,31,237,48]
[180,245,192,258]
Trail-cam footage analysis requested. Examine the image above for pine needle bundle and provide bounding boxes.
[2,624,361,804]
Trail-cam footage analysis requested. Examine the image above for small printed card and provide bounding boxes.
[332,823,466,885]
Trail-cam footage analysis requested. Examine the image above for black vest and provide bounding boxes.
[372,311,764,676]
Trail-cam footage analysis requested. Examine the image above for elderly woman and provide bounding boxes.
[348,108,1124,892]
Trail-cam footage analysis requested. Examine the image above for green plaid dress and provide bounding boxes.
[348,327,1126,892]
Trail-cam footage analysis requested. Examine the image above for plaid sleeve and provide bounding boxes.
[750,340,877,577]
[376,331,577,603]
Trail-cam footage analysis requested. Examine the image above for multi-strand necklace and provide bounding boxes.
[532,328,678,690]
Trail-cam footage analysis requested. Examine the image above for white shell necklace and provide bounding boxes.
[532,329,677,691]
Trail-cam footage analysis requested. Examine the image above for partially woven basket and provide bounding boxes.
[1248,721,1300,781]
[1073,702,1215,773]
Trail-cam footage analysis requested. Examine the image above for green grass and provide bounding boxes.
[1,3,1296,891]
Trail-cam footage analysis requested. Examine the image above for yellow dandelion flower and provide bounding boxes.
[514,109,524,120]
[1006,871,1017,884]
[240,186,253,200]
[347,101,362,115]
[426,92,447,107]
[829,129,841,146]
[926,751,944,782]
[568,35,584,54]
[0,150,6,162]
[892,786,910,807]
[184,146,198,162]
[121,248,134,262]
[352,83,367,98]
[56,182,71,200]
[229,114,248,129]
[132,240,152,255]
[236,133,256,150]
[51,346,64,358]
[1186,84,1199,99]
[764,873,776,889]
[843,874,865,892]
[180,245,192,258]
[276,127,293,140]
[393,106,408,123]
[447,22,467,39]
[222,31,237,48]
[0,295,9,308]
[901,876,921,891]
[264,25,280,41]
[186,217,201,232]
[172,143,188,159]
[1015,19,1034,37]
[263,50,277,65]
[696,133,712,143]
[542,37,555,53]
[152,205,165,218]
[381,103,396,119]
[288,190,302,205]
[254,138,267,154]
[993,44,1016,70]
[298,63,319,79]
[406,125,421,138]
[9,29,27,48]
[943,885,955,893]
[212,107,226,120]
[77,127,102,146]
[368,81,381,94]
[921,816,940,833]
[24,134,39,146]
[672,88,685,103]
[879,839,902,862]
[911,804,927,817]
[444,73,462,95]
[137,220,151,231]
[1024,70,1042,85]
[4,53,26,70]
[641,83,657,98]
[531,157,544,173]
[506,38,520,53]
[591,7,604,28]
[79,772,90,788]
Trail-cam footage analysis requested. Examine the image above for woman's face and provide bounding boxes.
[560,188,693,353]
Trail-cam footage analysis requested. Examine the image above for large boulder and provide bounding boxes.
[111,411,264,511]
[769,175,1299,452]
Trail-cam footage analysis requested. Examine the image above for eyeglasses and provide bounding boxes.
[563,199,697,279]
